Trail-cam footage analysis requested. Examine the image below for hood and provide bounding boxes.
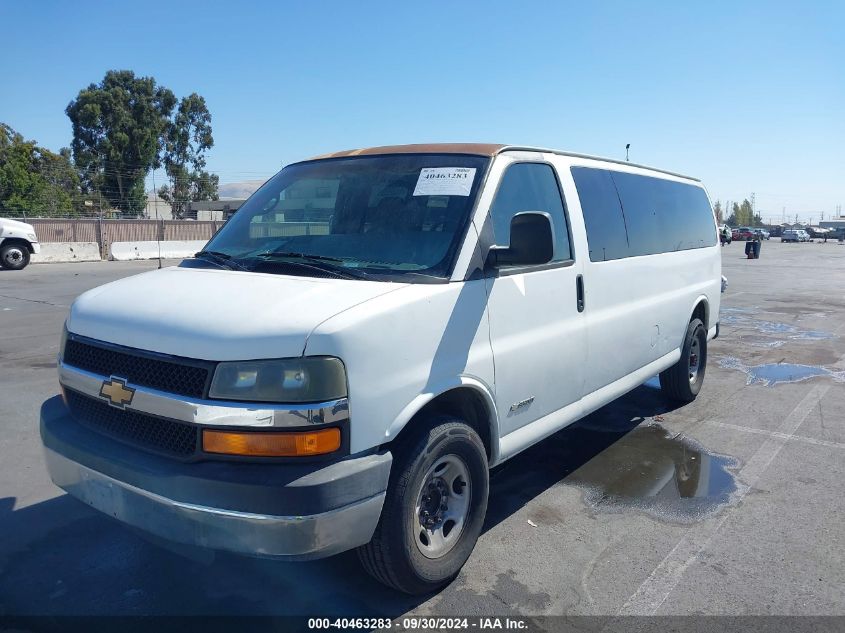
[0,218,35,232]
[68,266,405,360]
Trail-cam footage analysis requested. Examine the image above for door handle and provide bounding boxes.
[576,274,585,313]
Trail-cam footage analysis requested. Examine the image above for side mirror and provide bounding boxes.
[487,212,554,268]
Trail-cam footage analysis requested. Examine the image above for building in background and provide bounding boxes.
[183,200,246,221]
[144,192,173,220]
[820,217,845,231]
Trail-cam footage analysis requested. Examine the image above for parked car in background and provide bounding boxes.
[807,227,832,239]
[0,217,41,270]
[719,224,732,245]
[732,227,755,241]
[754,228,770,240]
[782,230,801,243]
[797,229,811,242]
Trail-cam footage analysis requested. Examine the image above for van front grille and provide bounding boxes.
[63,338,210,399]
[65,389,198,458]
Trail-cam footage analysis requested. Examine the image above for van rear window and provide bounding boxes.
[572,167,716,262]
[611,172,717,256]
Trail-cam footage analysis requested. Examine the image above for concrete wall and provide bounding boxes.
[109,240,207,261]
[31,242,101,264]
[27,239,208,264]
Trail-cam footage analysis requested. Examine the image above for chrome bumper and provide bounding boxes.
[44,448,386,560]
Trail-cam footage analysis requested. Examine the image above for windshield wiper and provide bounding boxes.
[250,251,372,280]
[194,250,248,271]
[254,251,345,263]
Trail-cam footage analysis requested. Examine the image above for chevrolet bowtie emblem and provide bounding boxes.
[99,376,135,409]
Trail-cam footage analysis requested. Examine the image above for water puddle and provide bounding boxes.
[566,423,740,524]
[719,356,845,387]
[719,307,834,344]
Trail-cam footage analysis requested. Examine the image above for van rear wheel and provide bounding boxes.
[660,317,707,402]
[358,416,489,594]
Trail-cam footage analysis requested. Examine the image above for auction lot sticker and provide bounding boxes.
[413,167,476,196]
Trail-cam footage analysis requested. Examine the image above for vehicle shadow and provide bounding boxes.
[0,381,683,617]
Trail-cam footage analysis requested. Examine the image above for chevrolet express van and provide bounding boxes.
[41,144,721,594]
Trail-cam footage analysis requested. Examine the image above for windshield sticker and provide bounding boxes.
[413,168,476,197]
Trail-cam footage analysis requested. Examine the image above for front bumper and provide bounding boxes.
[31,241,41,254]
[40,396,391,560]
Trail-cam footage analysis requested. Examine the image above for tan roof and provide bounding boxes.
[298,143,700,182]
[306,143,506,161]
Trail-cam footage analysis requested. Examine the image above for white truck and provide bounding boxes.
[0,217,40,270]
[41,143,722,594]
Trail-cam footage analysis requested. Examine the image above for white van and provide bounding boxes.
[0,217,40,269]
[41,144,721,594]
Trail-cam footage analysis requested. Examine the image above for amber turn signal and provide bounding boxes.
[202,427,341,457]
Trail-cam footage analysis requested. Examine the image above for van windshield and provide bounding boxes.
[201,154,489,282]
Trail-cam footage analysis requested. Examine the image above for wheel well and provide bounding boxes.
[692,300,708,329]
[1,238,34,254]
[391,387,493,460]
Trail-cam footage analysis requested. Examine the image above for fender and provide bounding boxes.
[385,375,501,465]
[689,294,720,341]
[690,294,710,327]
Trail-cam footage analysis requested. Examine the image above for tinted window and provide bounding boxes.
[571,167,629,261]
[490,163,571,262]
[610,172,717,256]
[573,167,717,261]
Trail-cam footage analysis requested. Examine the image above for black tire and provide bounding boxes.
[660,317,707,402]
[358,416,489,595]
[0,243,30,270]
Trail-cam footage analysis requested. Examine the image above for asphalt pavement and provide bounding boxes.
[1,242,844,617]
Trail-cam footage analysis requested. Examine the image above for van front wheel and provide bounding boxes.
[358,417,489,594]
[660,317,707,402]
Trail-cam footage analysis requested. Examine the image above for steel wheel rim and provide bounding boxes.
[3,247,24,266]
[414,454,471,559]
[688,335,701,383]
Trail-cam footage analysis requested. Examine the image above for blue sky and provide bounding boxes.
[1,1,842,222]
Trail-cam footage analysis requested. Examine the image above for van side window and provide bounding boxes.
[571,167,629,261]
[610,172,717,255]
[573,167,717,261]
[490,163,571,262]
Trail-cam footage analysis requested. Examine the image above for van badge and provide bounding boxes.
[509,396,535,414]
[99,376,135,409]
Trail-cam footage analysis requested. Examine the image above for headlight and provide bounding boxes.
[59,323,68,361]
[209,357,347,403]
[27,233,37,241]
